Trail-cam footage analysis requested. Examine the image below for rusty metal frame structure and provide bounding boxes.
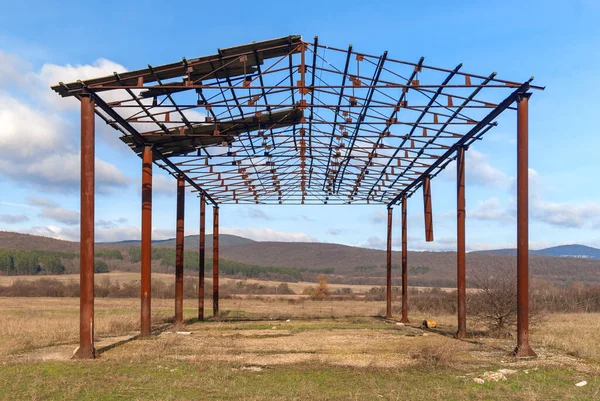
[52,35,542,359]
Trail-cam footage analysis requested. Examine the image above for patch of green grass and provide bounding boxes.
[0,360,597,401]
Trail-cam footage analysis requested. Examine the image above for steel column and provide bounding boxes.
[385,207,393,319]
[73,95,96,359]
[140,145,153,338]
[198,195,206,321]
[400,195,409,323]
[456,146,467,339]
[423,176,434,242]
[213,206,219,317]
[515,93,536,357]
[175,174,185,326]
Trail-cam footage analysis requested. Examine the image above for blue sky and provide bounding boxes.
[1,0,600,251]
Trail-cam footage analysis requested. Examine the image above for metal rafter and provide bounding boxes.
[52,35,542,205]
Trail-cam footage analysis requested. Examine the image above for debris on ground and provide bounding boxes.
[421,320,436,329]
[497,369,518,376]
[241,366,263,372]
[575,381,587,387]
[473,369,513,384]
[481,371,507,382]
[176,331,192,335]
[395,322,405,326]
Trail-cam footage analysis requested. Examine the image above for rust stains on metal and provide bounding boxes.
[213,206,219,317]
[175,174,185,326]
[456,146,467,339]
[198,195,206,321]
[140,145,153,338]
[514,93,536,358]
[423,176,434,242]
[400,195,409,324]
[55,36,543,357]
[52,36,542,206]
[385,207,393,319]
[73,95,97,359]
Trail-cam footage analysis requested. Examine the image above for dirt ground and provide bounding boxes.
[1,297,599,400]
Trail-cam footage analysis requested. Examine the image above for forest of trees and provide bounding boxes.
[127,247,305,280]
[0,250,72,275]
[0,245,323,282]
[0,249,122,276]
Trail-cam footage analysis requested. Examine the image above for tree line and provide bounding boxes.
[0,249,123,276]
[128,247,304,280]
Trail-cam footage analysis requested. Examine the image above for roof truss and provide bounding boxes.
[52,35,542,206]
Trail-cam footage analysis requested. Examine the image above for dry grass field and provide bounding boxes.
[0,272,465,294]
[0,296,599,400]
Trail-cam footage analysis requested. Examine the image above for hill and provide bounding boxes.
[213,242,600,286]
[106,234,255,249]
[475,244,600,259]
[0,231,79,253]
[1,231,599,286]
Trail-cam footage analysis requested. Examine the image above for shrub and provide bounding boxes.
[311,274,330,300]
[94,260,109,273]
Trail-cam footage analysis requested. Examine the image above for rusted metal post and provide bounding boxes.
[423,176,434,242]
[456,146,467,339]
[198,195,206,321]
[385,207,393,319]
[73,94,96,359]
[515,93,536,358]
[140,145,153,338]
[175,174,185,326]
[213,206,219,317]
[400,195,409,323]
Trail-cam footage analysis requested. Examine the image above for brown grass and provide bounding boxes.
[534,313,600,361]
[1,296,599,401]
[0,297,173,356]
[0,271,465,295]
[1,296,600,367]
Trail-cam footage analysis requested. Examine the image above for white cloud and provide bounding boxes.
[247,208,272,220]
[442,148,510,188]
[36,58,128,111]
[152,228,175,240]
[466,149,510,188]
[222,227,316,242]
[364,236,385,249]
[533,200,600,228]
[369,210,387,224]
[25,225,73,240]
[0,52,129,194]
[39,207,80,225]
[0,50,31,88]
[0,94,66,158]
[524,168,600,228]
[22,224,175,243]
[96,226,141,243]
[27,196,59,208]
[151,173,176,196]
[0,214,29,224]
[469,197,514,222]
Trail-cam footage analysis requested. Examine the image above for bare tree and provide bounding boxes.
[469,266,519,336]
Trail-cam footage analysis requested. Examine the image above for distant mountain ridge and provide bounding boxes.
[475,244,600,259]
[105,234,255,248]
[1,231,599,286]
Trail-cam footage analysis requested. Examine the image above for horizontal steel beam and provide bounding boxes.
[89,92,218,205]
[388,81,533,207]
